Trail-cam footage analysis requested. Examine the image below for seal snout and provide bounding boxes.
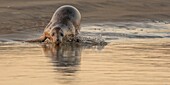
[49,26,63,44]
[56,39,60,42]
[56,39,61,44]
[51,37,60,44]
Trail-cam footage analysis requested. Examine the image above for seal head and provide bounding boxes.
[50,26,64,44]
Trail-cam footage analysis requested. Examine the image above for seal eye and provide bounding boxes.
[60,33,64,37]
[52,32,55,36]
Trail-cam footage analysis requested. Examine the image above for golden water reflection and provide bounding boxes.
[0,39,170,85]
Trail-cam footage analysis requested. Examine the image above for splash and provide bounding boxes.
[63,34,107,45]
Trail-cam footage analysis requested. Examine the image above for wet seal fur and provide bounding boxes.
[27,5,81,44]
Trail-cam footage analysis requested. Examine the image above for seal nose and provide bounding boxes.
[54,39,60,45]
[56,39,60,42]
[56,39,61,44]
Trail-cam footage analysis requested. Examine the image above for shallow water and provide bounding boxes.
[0,22,170,85]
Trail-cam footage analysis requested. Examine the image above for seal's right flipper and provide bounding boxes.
[25,35,47,43]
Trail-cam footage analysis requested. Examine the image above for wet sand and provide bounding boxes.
[0,0,170,85]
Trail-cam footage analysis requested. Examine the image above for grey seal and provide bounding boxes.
[27,5,81,44]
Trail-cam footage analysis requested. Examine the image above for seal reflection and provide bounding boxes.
[41,43,106,84]
[41,43,82,73]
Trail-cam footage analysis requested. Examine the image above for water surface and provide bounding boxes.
[0,22,170,85]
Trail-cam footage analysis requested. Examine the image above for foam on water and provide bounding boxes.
[81,21,170,41]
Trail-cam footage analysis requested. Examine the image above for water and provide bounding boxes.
[0,22,170,85]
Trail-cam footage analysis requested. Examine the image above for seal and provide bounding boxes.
[27,5,81,44]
